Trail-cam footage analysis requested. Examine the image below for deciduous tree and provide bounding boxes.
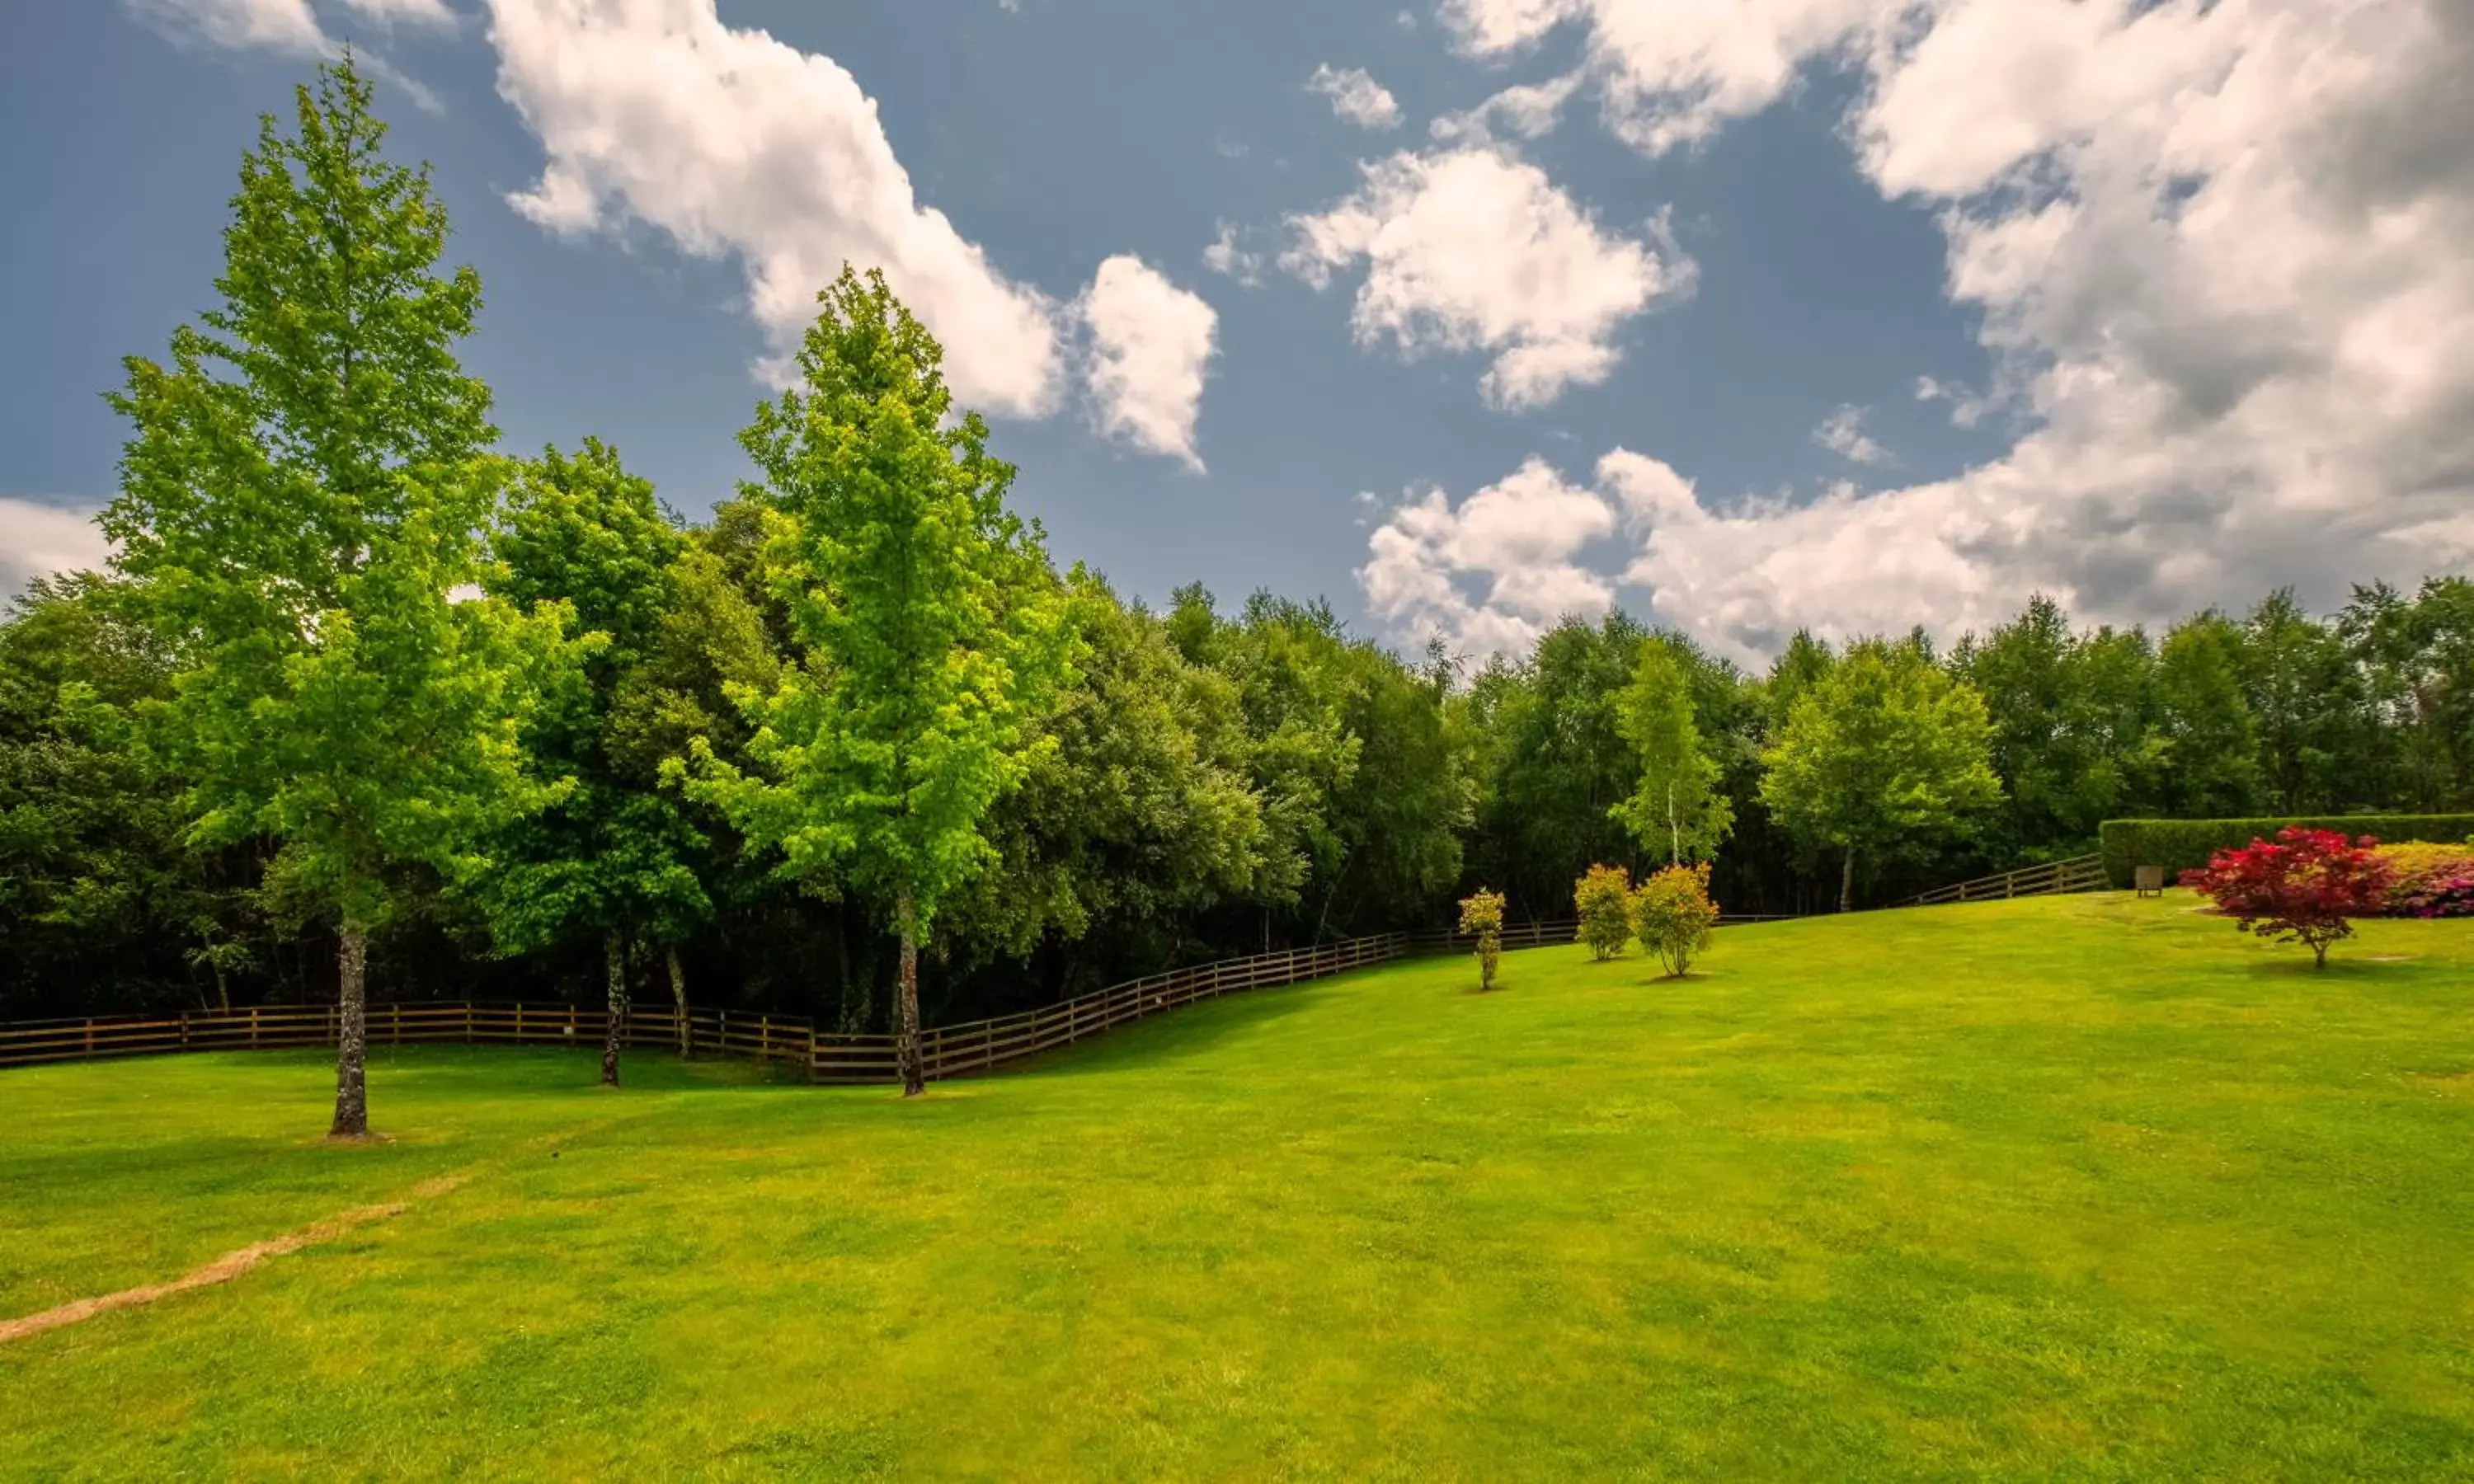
[1611,635,1732,865]
[104,59,576,1137]
[681,266,1075,1096]
[481,439,711,1086]
[2180,826,2392,969]
[1759,638,2001,913]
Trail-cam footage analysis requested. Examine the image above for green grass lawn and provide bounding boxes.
[4,893,2473,1480]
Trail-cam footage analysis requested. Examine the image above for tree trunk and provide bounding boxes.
[668,944,689,1059]
[601,930,627,1087]
[1839,846,1856,914]
[212,955,231,1014]
[330,921,369,1139]
[896,889,925,1097]
[2313,939,2330,970]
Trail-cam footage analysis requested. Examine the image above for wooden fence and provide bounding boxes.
[0,935,1415,1081]
[1898,852,2108,908]
[0,909,1815,1082]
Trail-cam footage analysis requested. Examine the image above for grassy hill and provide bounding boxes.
[4,894,2472,1479]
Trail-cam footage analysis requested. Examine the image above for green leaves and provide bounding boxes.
[684,266,1075,940]
[1611,635,1733,865]
[104,56,576,935]
[473,439,713,958]
[1759,636,2002,900]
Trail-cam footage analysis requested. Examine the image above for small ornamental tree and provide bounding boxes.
[1630,863,1720,979]
[1459,887,1506,991]
[1574,864,1632,960]
[2180,826,2393,969]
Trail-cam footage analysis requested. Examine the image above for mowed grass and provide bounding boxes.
[4,895,2474,1481]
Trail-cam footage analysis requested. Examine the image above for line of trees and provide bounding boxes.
[7,62,2474,1076]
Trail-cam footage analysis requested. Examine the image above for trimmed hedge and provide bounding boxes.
[2099,815,2474,886]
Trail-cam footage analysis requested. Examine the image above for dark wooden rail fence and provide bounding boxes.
[0,909,1822,1081]
[1898,852,2108,908]
[0,935,1412,1080]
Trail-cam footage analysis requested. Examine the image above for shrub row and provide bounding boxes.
[2100,815,2474,886]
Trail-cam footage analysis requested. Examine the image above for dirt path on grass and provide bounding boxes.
[0,1173,468,1345]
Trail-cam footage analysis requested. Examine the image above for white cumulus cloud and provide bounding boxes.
[485,0,1065,418]
[0,500,114,601]
[1282,144,1691,410]
[1357,458,1622,656]
[1078,256,1217,472]
[1440,0,1888,155]
[1373,0,2474,660]
[1306,63,1404,130]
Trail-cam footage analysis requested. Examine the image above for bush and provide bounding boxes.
[2100,815,2474,886]
[2379,841,2474,919]
[1459,888,1507,990]
[1573,865,1633,960]
[2180,826,2393,969]
[1630,864,1720,979]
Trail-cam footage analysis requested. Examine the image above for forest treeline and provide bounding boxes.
[6,62,2474,1039]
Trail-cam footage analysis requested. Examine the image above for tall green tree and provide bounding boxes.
[681,266,1075,1097]
[2241,589,2364,812]
[481,439,711,1086]
[1611,634,1732,864]
[1760,637,2001,912]
[2153,611,2264,817]
[1463,614,1646,917]
[104,59,576,1137]
[1953,595,2164,855]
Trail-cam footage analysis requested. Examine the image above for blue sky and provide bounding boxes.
[6,1,2469,663]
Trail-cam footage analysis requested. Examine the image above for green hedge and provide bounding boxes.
[2099,815,2474,885]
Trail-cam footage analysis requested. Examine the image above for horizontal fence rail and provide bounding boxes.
[1899,852,2108,908]
[0,908,1815,1080]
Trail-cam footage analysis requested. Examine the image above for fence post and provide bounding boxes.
[465,1003,473,1045]
[760,1014,772,1060]
[180,1012,190,1050]
[249,1006,260,1050]
[515,1004,525,1043]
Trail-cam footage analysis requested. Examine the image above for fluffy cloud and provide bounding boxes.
[1440,0,1886,154]
[487,0,1065,418]
[1813,405,1889,466]
[1357,458,1620,655]
[1079,256,1217,471]
[1282,145,1691,409]
[0,500,113,601]
[1306,64,1404,130]
[1376,0,2474,659]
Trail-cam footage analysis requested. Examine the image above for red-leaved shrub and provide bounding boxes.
[2180,827,2393,969]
